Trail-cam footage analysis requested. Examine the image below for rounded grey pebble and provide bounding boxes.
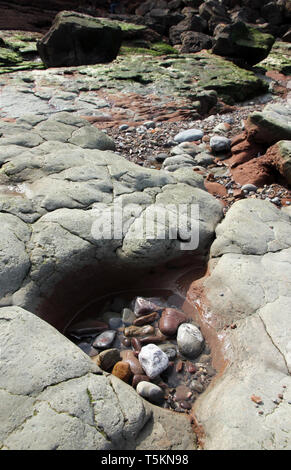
[242,184,258,193]
[119,124,129,131]
[210,136,231,153]
[136,381,164,404]
[177,323,204,358]
[174,129,204,143]
[144,120,156,129]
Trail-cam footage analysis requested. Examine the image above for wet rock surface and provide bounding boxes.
[67,294,215,415]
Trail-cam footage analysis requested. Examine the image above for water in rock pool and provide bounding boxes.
[65,291,216,413]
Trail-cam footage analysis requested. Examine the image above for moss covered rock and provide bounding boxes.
[37,11,123,67]
[258,41,291,75]
[119,41,178,57]
[0,30,42,73]
[212,21,275,66]
[78,51,268,105]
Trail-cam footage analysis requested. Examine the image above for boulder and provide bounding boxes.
[246,103,291,145]
[261,2,284,26]
[199,0,228,22]
[0,110,223,323]
[37,11,122,67]
[169,14,207,45]
[231,140,291,186]
[180,31,213,52]
[212,21,275,66]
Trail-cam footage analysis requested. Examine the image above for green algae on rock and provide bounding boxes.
[257,42,291,76]
[0,30,43,74]
[37,11,123,67]
[119,41,178,57]
[212,21,275,66]
[77,52,268,105]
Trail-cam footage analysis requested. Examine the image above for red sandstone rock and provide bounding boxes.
[229,136,265,168]
[204,181,227,197]
[231,141,291,186]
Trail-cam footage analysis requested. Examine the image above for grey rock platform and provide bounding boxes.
[195,199,291,450]
[0,111,223,317]
[0,110,222,450]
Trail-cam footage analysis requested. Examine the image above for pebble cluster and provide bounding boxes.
[66,296,216,413]
[104,96,291,212]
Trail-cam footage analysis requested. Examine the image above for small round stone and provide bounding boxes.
[122,308,135,325]
[177,323,204,358]
[174,129,204,143]
[241,184,258,193]
[159,308,187,336]
[92,348,120,371]
[210,136,231,153]
[111,361,132,383]
[120,349,144,375]
[132,374,150,388]
[92,330,116,349]
[119,124,129,131]
[138,344,169,379]
[144,120,156,129]
[136,381,164,404]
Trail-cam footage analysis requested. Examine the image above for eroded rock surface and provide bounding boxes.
[194,199,291,450]
[0,306,195,450]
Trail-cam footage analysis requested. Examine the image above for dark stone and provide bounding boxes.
[37,11,122,67]
[199,0,228,22]
[67,320,109,339]
[133,296,163,317]
[169,14,207,45]
[133,311,159,326]
[92,348,120,371]
[159,308,187,336]
[261,2,283,26]
[212,21,275,66]
[120,349,145,375]
[181,31,213,52]
[132,374,150,388]
[208,14,231,34]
